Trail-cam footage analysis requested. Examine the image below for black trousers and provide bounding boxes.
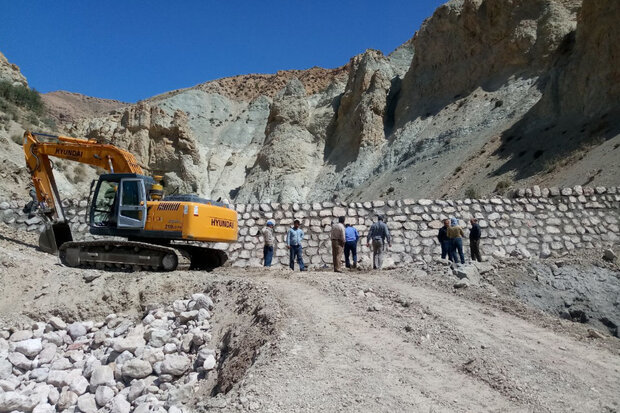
[470,239,482,262]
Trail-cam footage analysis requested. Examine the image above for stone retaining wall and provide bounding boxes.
[1,185,619,268]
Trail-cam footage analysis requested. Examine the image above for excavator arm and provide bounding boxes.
[23,131,143,252]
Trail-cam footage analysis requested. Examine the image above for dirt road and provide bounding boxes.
[213,270,620,412]
[0,226,619,412]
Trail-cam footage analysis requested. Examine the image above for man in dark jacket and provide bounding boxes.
[437,219,452,261]
[469,218,482,262]
[366,215,391,270]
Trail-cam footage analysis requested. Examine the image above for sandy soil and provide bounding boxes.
[0,224,618,412]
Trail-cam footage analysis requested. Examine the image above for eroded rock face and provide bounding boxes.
[552,0,620,118]
[394,0,581,123]
[69,103,204,193]
[325,50,395,165]
[235,78,340,203]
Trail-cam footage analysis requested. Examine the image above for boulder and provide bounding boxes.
[113,335,145,354]
[121,359,152,379]
[9,330,33,342]
[14,338,43,358]
[8,351,32,370]
[0,359,12,379]
[48,317,66,330]
[95,386,115,407]
[110,394,131,413]
[0,391,38,413]
[161,355,190,376]
[66,323,87,339]
[90,365,115,389]
[77,393,98,413]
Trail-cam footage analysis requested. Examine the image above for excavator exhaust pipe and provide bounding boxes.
[39,222,73,254]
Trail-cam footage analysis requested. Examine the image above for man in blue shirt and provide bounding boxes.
[344,223,360,269]
[286,219,306,271]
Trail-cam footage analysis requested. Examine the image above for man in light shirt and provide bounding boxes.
[330,216,346,272]
[286,219,306,271]
[259,220,275,267]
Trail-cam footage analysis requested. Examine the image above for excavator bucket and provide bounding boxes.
[39,222,73,254]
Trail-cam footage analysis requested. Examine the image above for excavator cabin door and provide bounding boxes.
[117,178,147,229]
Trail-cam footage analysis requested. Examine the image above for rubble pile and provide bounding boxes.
[0,294,218,413]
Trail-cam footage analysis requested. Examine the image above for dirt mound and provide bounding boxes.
[150,66,350,103]
[42,91,128,123]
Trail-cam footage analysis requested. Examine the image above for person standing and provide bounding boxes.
[259,220,275,267]
[437,219,453,262]
[447,217,465,264]
[330,216,346,272]
[469,218,482,262]
[286,219,306,271]
[344,223,360,269]
[366,215,391,270]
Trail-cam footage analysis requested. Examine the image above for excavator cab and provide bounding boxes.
[89,174,150,234]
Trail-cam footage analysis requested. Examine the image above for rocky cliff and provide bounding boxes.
[2,0,618,203]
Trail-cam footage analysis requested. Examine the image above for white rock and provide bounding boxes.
[163,343,177,354]
[47,386,60,405]
[113,335,145,354]
[203,354,216,370]
[48,317,67,330]
[90,365,115,389]
[142,348,164,366]
[121,359,152,379]
[172,300,190,315]
[33,402,56,413]
[41,332,63,346]
[197,308,210,321]
[14,338,43,358]
[0,359,12,379]
[110,394,131,413]
[57,388,78,410]
[37,343,57,365]
[0,338,7,357]
[147,329,171,348]
[0,391,38,412]
[77,393,98,413]
[29,367,49,382]
[0,378,18,391]
[49,357,72,370]
[46,369,68,388]
[9,329,33,342]
[8,351,32,370]
[191,294,214,311]
[95,385,115,407]
[142,314,155,325]
[68,373,89,395]
[161,355,190,376]
[127,379,146,402]
[67,323,87,339]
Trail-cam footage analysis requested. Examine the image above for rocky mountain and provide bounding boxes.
[1,0,618,202]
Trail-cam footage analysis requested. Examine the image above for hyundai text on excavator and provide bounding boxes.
[23,131,238,271]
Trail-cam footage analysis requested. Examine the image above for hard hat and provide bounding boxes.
[267,220,275,226]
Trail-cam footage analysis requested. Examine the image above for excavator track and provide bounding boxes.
[58,240,227,272]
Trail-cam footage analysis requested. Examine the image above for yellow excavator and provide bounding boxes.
[23,131,238,271]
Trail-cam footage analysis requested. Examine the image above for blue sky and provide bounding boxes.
[0,1,445,102]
